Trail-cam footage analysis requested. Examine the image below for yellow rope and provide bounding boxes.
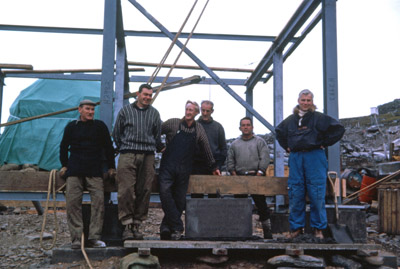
[81,232,94,269]
[151,0,210,104]
[40,169,59,250]
[147,0,199,85]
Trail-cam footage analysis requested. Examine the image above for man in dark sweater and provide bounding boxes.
[60,99,115,249]
[112,84,162,241]
[192,100,227,174]
[159,101,220,240]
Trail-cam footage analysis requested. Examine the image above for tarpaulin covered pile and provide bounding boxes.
[0,79,101,170]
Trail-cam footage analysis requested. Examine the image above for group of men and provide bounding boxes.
[59,85,345,248]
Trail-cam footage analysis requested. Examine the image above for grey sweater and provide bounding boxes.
[227,135,270,174]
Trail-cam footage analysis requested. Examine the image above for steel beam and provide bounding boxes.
[3,73,247,85]
[128,0,275,133]
[263,11,322,84]
[322,0,341,183]
[100,0,117,130]
[246,0,320,89]
[0,24,293,42]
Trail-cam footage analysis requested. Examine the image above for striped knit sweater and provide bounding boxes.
[112,102,162,153]
[161,118,216,170]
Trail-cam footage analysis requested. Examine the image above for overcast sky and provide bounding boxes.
[1,0,400,139]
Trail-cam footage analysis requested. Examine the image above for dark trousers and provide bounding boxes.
[159,164,191,232]
[234,194,270,221]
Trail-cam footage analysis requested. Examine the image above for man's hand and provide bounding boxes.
[59,167,68,179]
[230,170,237,176]
[212,169,221,176]
[108,168,117,179]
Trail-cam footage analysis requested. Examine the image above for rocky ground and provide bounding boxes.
[0,204,399,268]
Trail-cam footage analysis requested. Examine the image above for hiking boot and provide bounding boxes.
[122,224,134,241]
[170,231,183,240]
[160,229,171,240]
[71,239,81,249]
[132,223,144,240]
[314,229,324,239]
[287,228,304,239]
[87,239,106,248]
[261,219,273,239]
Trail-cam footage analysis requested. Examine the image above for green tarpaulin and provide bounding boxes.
[0,79,102,170]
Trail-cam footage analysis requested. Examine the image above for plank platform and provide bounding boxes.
[124,239,380,252]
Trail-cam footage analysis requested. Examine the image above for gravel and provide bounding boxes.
[0,205,399,268]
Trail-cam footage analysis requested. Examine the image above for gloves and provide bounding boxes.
[59,167,68,179]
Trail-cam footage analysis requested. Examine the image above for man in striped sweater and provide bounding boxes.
[159,101,221,240]
[112,84,163,241]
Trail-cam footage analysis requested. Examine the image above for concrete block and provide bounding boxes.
[185,198,252,239]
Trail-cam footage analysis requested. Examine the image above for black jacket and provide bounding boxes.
[60,119,115,177]
[276,110,345,152]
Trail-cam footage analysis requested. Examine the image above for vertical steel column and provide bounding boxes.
[273,52,286,213]
[100,0,117,130]
[273,52,285,177]
[245,87,253,119]
[114,0,129,123]
[322,0,341,176]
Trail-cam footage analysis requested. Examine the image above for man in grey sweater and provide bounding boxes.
[112,84,162,241]
[227,116,272,239]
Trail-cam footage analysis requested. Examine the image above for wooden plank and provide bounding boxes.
[0,172,288,195]
[378,189,383,232]
[0,171,117,192]
[188,175,288,195]
[391,189,396,234]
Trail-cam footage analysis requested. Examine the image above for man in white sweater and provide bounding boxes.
[227,117,272,239]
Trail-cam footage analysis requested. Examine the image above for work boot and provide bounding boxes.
[87,239,106,248]
[122,224,134,241]
[71,239,81,249]
[132,223,144,240]
[286,227,304,239]
[261,219,273,239]
[170,231,183,241]
[160,228,171,240]
[314,228,324,239]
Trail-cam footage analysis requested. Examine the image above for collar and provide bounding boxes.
[240,134,254,141]
[133,101,149,110]
[198,116,213,123]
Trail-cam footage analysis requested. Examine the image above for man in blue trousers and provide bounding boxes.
[275,89,345,239]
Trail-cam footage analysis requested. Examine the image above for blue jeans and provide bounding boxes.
[288,149,327,231]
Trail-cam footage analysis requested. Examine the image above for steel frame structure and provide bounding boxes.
[0,0,340,178]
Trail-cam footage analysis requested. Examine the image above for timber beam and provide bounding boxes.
[0,171,288,196]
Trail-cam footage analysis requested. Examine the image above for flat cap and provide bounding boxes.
[79,99,97,106]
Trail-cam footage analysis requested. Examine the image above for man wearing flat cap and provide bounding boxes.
[60,99,116,249]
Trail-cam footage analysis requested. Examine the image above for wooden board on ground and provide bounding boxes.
[188,175,288,195]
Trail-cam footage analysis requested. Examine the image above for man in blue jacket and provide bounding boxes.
[275,89,345,240]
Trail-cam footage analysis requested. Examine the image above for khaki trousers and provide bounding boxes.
[66,176,104,242]
[116,153,155,225]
